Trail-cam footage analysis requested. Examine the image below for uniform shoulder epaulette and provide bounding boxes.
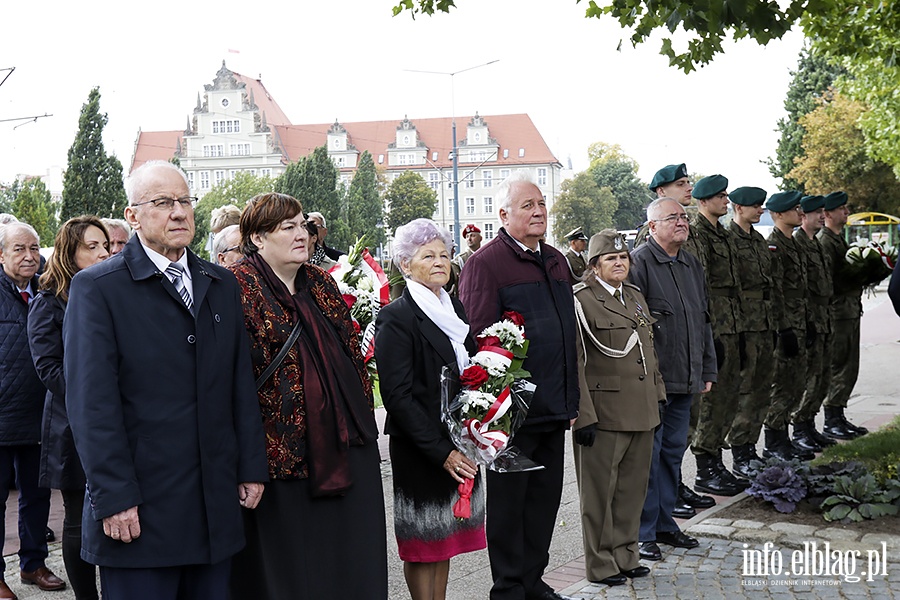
[623,281,641,292]
[572,281,589,294]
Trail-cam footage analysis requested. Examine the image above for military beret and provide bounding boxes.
[565,226,588,242]
[588,229,628,263]
[462,224,481,236]
[729,186,767,206]
[800,195,825,212]
[692,175,728,200]
[648,163,689,191]
[823,191,848,211]
[766,191,803,213]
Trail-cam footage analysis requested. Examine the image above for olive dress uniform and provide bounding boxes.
[565,248,587,282]
[572,274,663,584]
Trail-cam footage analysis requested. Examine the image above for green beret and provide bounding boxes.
[823,191,848,211]
[800,195,825,212]
[729,186,767,206]
[766,191,803,213]
[692,175,728,200]
[588,229,627,263]
[648,163,688,191]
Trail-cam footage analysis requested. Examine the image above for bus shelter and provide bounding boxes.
[845,212,899,246]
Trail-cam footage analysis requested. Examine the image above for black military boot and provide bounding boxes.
[694,453,742,496]
[679,482,716,509]
[823,407,859,440]
[806,420,837,447]
[762,428,795,461]
[791,421,823,453]
[712,449,750,490]
[839,407,869,436]
[731,444,757,480]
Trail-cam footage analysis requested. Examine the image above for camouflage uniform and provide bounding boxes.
[725,221,777,447]
[791,230,833,422]
[682,215,743,457]
[816,227,863,410]
[764,227,808,431]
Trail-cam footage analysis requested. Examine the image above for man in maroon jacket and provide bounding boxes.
[459,171,579,600]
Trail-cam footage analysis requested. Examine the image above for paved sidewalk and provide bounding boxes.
[5,285,898,599]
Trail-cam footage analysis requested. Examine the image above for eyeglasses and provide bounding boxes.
[653,214,690,224]
[131,196,198,210]
[222,245,241,254]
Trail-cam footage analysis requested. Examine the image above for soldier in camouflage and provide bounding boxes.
[817,191,869,439]
[634,164,694,248]
[682,175,747,497]
[725,187,777,479]
[763,191,815,461]
[790,195,838,452]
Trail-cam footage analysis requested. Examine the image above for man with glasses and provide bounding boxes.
[683,175,748,497]
[213,224,243,267]
[762,191,815,462]
[634,163,694,248]
[726,187,778,478]
[630,198,716,561]
[64,161,267,600]
[817,191,869,439]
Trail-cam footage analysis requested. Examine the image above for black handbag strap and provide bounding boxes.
[256,319,303,390]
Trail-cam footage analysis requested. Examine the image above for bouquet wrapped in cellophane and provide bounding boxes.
[845,240,896,289]
[441,311,541,519]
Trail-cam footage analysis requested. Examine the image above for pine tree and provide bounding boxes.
[61,87,127,221]
[347,151,385,247]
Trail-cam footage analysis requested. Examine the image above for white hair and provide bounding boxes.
[0,221,40,251]
[392,218,453,268]
[307,211,327,229]
[646,197,682,222]
[125,161,189,204]
[212,224,241,262]
[496,169,539,216]
[0,213,19,225]
[101,217,131,237]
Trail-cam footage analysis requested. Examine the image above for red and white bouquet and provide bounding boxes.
[441,310,540,518]
[845,240,896,288]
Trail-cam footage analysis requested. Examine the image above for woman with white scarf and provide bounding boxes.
[375,219,486,600]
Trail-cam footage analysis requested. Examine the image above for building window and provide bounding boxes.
[260,168,272,177]
[465,197,475,215]
[214,170,226,186]
[429,172,440,190]
[464,173,475,189]
[537,168,548,186]
[212,120,240,134]
[503,149,509,159]
[483,170,493,188]
[187,171,195,188]
[230,143,251,156]
[249,169,257,176]
[500,169,510,180]
[447,198,453,215]
[483,196,493,214]
[518,148,525,158]
[200,171,210,190]
[229,170,239,180]
[335,156,346,167]
[432,151,438,161]
[483,223,494,239]
[378,154,384,164]
[203,144,224,157]
[474,132,481,143]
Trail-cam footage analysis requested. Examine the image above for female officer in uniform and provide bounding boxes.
[571,229,666,586]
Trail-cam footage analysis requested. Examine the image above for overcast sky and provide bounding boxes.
[1,0,804,193]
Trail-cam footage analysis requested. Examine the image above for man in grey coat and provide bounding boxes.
[629,198,717,562]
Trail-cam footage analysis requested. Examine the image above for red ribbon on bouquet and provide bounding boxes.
[453,478,475,519]
[462,386,513,457]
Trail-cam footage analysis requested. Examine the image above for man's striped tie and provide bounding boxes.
[166,262,193,312]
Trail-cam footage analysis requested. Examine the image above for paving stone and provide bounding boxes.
[814,527,861,542]
[703,517,734,526]
[731,519,765,529]
[689,523,737,538]
[769,522,817,536]
[732,528,784,543]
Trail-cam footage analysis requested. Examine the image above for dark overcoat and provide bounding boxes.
[375,289,476,467]
[27,290,84,490]
[63,237,268,568]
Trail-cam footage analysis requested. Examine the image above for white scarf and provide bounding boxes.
[406,279,470,372]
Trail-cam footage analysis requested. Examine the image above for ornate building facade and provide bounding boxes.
[130,61,563,240]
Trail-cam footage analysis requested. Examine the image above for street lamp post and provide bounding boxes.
[405,59,499,250]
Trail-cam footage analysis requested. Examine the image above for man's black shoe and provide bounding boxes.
[621,566,650,578]
[594,573,627,586]
[679,483,715,508]
[638,541,662,561]
[656,530,699,549]
[672,503,696,519]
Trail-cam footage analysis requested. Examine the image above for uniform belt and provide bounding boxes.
[810,295,830,305]
[709,287,738,298]
[783,290,805,299]
[742,290,770,300]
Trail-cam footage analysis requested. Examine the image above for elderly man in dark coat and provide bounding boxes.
[64,161,268,600]
[0,221,66,599]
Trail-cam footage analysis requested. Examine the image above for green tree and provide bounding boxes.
[61,87,127,221]
[13,178,58,245]
[190,171,276,257]
[275,145,351,251]
[384,171,438,232]
[347,151,386,247]
[550,172,617,246]
[787,93,900,216]
[767,46,846,191]
[587,142,648,230]
[0,180,21,215]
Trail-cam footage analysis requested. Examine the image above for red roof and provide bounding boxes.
[130,130,183,172]
[233,72,291,126]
